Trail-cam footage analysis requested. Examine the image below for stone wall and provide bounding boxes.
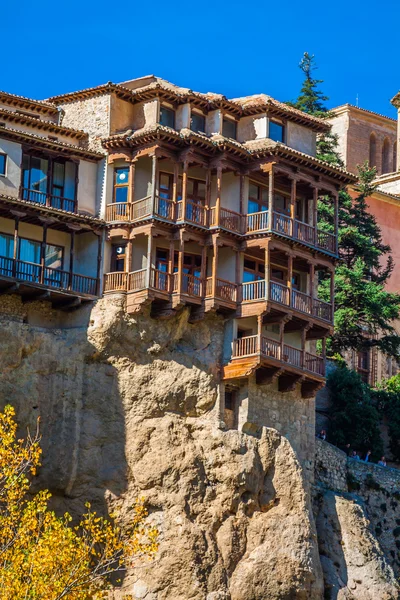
[315,439,347,492]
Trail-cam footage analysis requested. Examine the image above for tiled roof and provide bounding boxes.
[48,77,329,131]
[0,192,105,226]
[0,124,104,160]
[0,90,58,115]
[102,124,355,183]
[330,104,396,124]
[0,107,87,139]
[391,92,400,107]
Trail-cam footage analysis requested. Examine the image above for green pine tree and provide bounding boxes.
[288,52,344,166]
[319,163,400,357]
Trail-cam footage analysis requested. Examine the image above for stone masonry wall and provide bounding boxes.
[59,94,111,152]
[315,438,347,492]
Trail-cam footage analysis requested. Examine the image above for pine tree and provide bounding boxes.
[319,163,400,357]
[288,52,344,166]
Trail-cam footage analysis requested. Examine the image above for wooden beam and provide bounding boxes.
[128,160,136,204]
[69,229,75,290]
[181,160,189,222]
[313,186,319,240]
[216,165,222,227]
[212,235,218,297]
[145,232,153,289]
[177,235,184,295]
[290,177,296,221]
[150,154,157,216]
[268,166,274,230]
[40,224,48,284]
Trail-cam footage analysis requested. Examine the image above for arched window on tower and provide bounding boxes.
[369,133,377,168]
[393,142,397,172]
[382,137,390,174]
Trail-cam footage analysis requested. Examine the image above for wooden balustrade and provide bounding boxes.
[246,211,268,233]
[15,259,41,283]
[172,272,179,292]
[317,230,336,253]
[269,281,290,305]
[313,298,333,322]
[131,196,152,221]
[106,202,130,222]
[282,344,303,368]
[292,289,312,314]
[0,256,13,278]
[293,220,315,245]
[154,195,174,221]
[44,267,69,289]
[127,269,146,291]
[186,201,207,226]
[219,207,243,233]
[260,336,281,360]
[22,188,77,213]
[71,274,97,295]
[150,268,170,292]
[272,212,292,236]
[104,272,128,292]
[182,273,202,296]
[305,352,325,376]
[241,280,266,302]
[232,335,258,358]
[205,277,237,302]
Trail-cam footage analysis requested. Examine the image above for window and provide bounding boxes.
[222,117,237,139]
[160,106,175,128]
[369,133,376,167]
[190,112,206,133]
[22,154,77,211]
[269,120,285,143]
[0,154,6,176]
[0,232,14,260]
[243,257,265,282]
[248,182,268,214]
[357,350,370,383]
[382,138,390,174]
[114,167,129,203]
[156,248,169,272]
[274,192,290,215]
[111,244,126,272]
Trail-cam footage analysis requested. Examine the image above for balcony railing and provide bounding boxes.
[176,201,207,227]
[0,255,97,296]
[22,188,77,213]
[150,268,170,292]
[240,279,332,322]
[205,277,237,302]
[210,207,243,234]
[231,334,325,376]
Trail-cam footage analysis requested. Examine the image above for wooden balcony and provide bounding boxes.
[0,255,98,307]
[205,276,238,313]
[239,280,333,323]
[22,188,77,213]
[223,333,325,397]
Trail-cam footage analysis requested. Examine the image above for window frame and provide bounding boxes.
[222,116,237,139]
[248,180,269,213]
[190,110,206,134]
[21,151,78,207]
[0,153,7,177]
[0,231,64,269]
[268,119,286,143]
[113,166,130,203]
[159,105,176,129]
[178,175,206,204]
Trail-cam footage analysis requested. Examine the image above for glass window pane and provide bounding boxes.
[64,161,76,200]
[53,162,65,188]
[248,200,260,214]
[0,154,6,176]
[187,179,195,197]
[222,118,237,139]
[269,121,284,143]
[249,183,259,199]
[190,113,205,133]
[243,270,256,282]
[30,157,48,193]
[197,182,206,200]
[45,244,63,269]
[115,167,129,185]
[19,239,41,264]
[261,187,269,203]
[160,106,175,128]
[0,233,14,258]
[115,187,128,203]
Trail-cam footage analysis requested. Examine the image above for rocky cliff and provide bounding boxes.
[0,295,398,599]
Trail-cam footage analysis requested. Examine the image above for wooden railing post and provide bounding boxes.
[128,159,136,220]
[257,315,262,354]
[205,168,211,227]
[40,223,48,284]
[150,154,158,216]
[95,230,103,296]
[68,229,75,290]
[290,176,296,236]
[264,240,270,300]
[333,191,339,255]
[313,186,319,246]
[200,243,207,297]
[279,320,285,361]
[268,166,274,231]
[12,214,19,278]
[145,232,153,289]
[168,239,175,293]
[309,261,315,315]
[177,235,184,295]
[287,252,293,306]
[216,165,222,227]
[181,160,189,222]
[212,235,218,298]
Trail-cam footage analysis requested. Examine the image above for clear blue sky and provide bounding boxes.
[3,0,399,119]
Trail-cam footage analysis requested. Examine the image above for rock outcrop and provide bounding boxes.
[0,294,399,599]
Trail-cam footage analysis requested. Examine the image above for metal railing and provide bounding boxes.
[0,255,97,296]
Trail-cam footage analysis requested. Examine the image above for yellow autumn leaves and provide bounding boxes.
[0,405,158,599]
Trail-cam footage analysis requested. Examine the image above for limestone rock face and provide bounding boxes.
[0,294,397,599]
[315,491,400,600]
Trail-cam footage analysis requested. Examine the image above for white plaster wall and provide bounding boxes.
[221,172,240,212]
[218,247,235,280]
[103,240,112,273]
[97,157,108,218]
[135,157,152,199]
[132,235,148,271]
[0,138,21,198]
[284,331,302,348]
[378,180,400,195]
[287,122,316,156]
[328,112,348,166]
[176,104,190,130]
[77,160,98,216]
[74,231,98,277]
[206,110,221,136]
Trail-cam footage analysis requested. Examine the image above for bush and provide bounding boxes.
[327,365,383,460]
[374,374,400,462]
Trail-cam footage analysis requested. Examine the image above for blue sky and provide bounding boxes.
[3,0,399,119]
